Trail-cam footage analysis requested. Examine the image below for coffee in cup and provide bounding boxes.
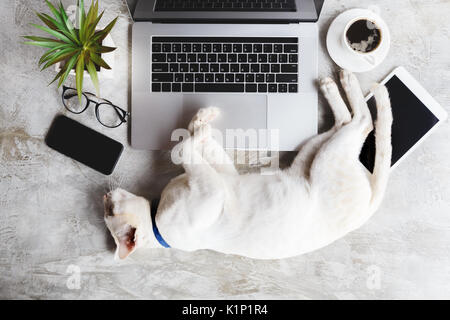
[345,19,382,53]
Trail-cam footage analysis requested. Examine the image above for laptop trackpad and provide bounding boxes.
[132,93,267,150]
[181,94,267,132]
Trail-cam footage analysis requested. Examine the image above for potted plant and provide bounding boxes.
[24,0,118,102]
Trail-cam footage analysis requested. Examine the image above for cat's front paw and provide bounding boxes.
[339,69,359,92]
[188,107,220,134]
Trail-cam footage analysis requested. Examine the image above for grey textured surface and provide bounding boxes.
[1,0,449,299]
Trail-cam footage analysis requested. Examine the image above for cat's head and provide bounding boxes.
[103,188,152,260]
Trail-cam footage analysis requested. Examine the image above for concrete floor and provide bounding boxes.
[1,0,449,299]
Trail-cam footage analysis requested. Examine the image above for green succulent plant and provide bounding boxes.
[24,0,118,102]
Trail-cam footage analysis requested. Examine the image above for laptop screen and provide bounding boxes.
[131,0,323,22]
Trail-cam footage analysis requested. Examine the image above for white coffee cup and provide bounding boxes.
[341,10,389,66]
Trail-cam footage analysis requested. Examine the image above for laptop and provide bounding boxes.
[127,0,323,151]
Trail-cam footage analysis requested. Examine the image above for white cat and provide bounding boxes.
[104,70,392,260]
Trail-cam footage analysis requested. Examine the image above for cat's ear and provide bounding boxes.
[114,224,137,260]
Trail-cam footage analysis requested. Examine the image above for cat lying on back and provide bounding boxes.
[104,70,392,260]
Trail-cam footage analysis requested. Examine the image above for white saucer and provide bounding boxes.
[326,9,390,73]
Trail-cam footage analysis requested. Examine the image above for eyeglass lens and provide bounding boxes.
[63,88,125,128]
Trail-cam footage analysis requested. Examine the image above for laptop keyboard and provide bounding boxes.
[151,37,299,93]
[155,0,297,12]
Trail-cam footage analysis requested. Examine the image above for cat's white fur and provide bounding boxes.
[104,70,392,260]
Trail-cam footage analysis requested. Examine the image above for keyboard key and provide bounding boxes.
[185,73,194,82]
[214,74,224,82]
[197,54,207,62]
[261,64,270,73]
[279,54,288,63]
[241,64,250,73]
[162,44,171,52]
[225,74,234,82]
[169,63,178,72]
[202,44,212,52]
[251,64,260,73]
[220,64,229,73]
[182,43,191,52]
[235,74,244,82]
[253,44,262,53]
[289,54,298,63]
[190,64,199,72]
[162,83,171,92]
[223,44,232,52]
[195,83,244,93]
[193,44,201,52]
[256,74,265,82]
[274,44,283,53]
[258,54,267,63]
[230,64,239,72]
[279,84,288,92]
[187,54,196,62]
[174,73,183,82]
[284,44,298,53]
[210,64,219,72]
[245,74,255,82]
[152,83,161,92]
[233,44,242,53]
[281,64,298,73]
[289,84,298,93]
[238,54,247,63]
[152,73,173,82]
[271,64,280,73]
[258,84,268,92]
[180,63,188,72]
[266,74,275,82]
[246,84,257,92]
[213,44,222,52]
[268,84,277,92]
[152,63,168,72]
[177,53,186,62]
[243,44,252,53]
[269,54,278,63]
[218,54,227,62]
[172,83,181,92]
[205,73,214,82]
[263,44,272,53]
[248,54,257,63]
[172,43,181,52]
[276,74,297,83]
[195,74,204,82]
[189,63,199,72]
[200,64,209,72]
[182,83,194,92]
[207,54,217,63]
[152,54,166,62]
[228,54,237,63]
[152,43,161,52]
[167,54,176,62]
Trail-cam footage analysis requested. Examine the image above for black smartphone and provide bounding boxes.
[45,115,124,175]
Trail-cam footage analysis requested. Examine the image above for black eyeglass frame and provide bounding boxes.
[61,85,130,128]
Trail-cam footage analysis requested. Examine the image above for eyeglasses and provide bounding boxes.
[61,86,130,128]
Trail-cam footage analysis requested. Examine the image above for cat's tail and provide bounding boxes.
[369,84,393,212]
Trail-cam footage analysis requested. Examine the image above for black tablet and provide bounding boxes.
[360,67,447,172]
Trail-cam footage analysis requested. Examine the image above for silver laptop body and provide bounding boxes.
[128,0,323,151]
